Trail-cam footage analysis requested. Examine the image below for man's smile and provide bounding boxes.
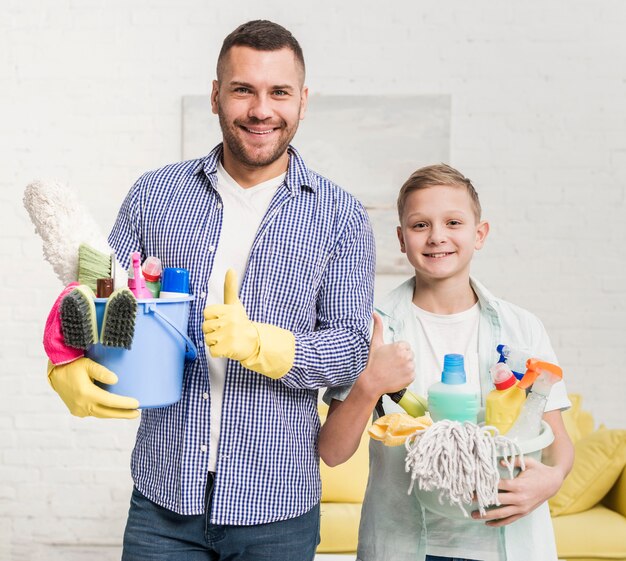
[241,126,277,135]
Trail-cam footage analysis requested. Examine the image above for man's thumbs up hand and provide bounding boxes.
[203,269,295,379]
[358,313,415,398]
[203,269,257,360]
[222,268,239,306]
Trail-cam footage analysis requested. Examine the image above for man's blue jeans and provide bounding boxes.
[122,473,320,561]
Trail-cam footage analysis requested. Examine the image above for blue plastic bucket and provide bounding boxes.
[86,297,197,409]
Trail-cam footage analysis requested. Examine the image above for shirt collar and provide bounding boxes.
[193,143,315,195]
[377,275,499,318]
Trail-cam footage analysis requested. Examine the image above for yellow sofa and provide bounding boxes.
[318,396,626,561]
[317,404,370,554]
[550,395,626,561]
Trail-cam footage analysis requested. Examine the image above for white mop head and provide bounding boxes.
[22,179,124,287]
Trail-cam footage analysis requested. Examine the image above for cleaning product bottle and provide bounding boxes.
[159,267,190,299]
[386,388,428,417]
[142,256,162,298]
[506,358,563,441]
[427,354,479,423]
[496,344,532,380]
[485,362,527,434]
[127,252,153,299]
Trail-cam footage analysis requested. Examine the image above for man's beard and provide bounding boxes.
[218,113,299,168]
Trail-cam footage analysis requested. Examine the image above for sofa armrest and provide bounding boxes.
[603,463,626,517]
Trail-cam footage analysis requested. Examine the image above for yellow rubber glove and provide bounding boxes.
[368,412,433,446]
[47,358,140,419]
[203,269,295,379]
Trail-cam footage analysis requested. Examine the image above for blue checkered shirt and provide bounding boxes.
[108,144,375,524]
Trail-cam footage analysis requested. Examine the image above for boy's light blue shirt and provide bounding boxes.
[324,276,570,561]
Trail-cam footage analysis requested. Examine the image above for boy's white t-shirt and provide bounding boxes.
[413,301,504,561]
[205,162,284,471]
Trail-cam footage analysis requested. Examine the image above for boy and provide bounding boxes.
[318,164,574,561]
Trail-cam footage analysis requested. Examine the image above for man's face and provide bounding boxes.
[212,46,308,170]
[397,185,489,283]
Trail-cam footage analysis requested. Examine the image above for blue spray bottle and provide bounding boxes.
[497,344,533,381]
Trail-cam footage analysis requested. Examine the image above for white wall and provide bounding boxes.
[1,1,625,559]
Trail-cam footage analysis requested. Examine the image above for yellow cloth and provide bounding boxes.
[368,412,433,447]
[47,358,139,419]
[203,270,295,379]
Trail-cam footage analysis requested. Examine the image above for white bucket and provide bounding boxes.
[413,420,554,520]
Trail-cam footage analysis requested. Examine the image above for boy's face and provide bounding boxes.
[397,185,489,283]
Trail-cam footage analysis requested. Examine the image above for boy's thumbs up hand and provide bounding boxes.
[202,269,296,379]
[203,269,258,360]
[369,311,386,351]
[358,313,415,398]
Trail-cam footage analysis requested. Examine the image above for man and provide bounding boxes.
[47,20,375,560]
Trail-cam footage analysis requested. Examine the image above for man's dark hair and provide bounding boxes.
[217,20,305,82]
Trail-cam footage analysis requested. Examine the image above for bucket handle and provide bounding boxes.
[145,303,198,362]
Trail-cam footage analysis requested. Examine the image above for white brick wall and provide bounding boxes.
[1,1,625,558]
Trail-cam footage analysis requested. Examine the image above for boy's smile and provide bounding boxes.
[397,185,489,283]
[423,251,455,258]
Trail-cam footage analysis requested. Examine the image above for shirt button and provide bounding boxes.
[208,245,215,252]
[201,291,207,298]
[200,445,207,453]
[202,392,209,400]
[217,203,222,209]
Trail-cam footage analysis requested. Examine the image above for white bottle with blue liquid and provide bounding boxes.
[427,354,480,423]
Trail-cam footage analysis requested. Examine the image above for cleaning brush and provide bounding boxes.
[23,179,129,290]
[78,243,112,292]
[100,288,137,349]
[22,180,111,285]
[60,284,98,349]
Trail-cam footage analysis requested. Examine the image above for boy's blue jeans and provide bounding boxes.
[122,473,320,561]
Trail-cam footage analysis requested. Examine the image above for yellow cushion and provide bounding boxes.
[604,465,626,517]
[319,404,370,503]
[552,504,626,559]
[562,394,583,444]
[562,393,596,445]
[550,429,626,516]
[317,502,361,553]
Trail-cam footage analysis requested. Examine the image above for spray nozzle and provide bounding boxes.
[496,344,508,363]
[496,344,534,380]
[142,256,163,282]
[518,358,563,395]
[489,362,517,390]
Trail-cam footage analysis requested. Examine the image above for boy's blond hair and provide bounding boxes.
[397,163,482,222]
